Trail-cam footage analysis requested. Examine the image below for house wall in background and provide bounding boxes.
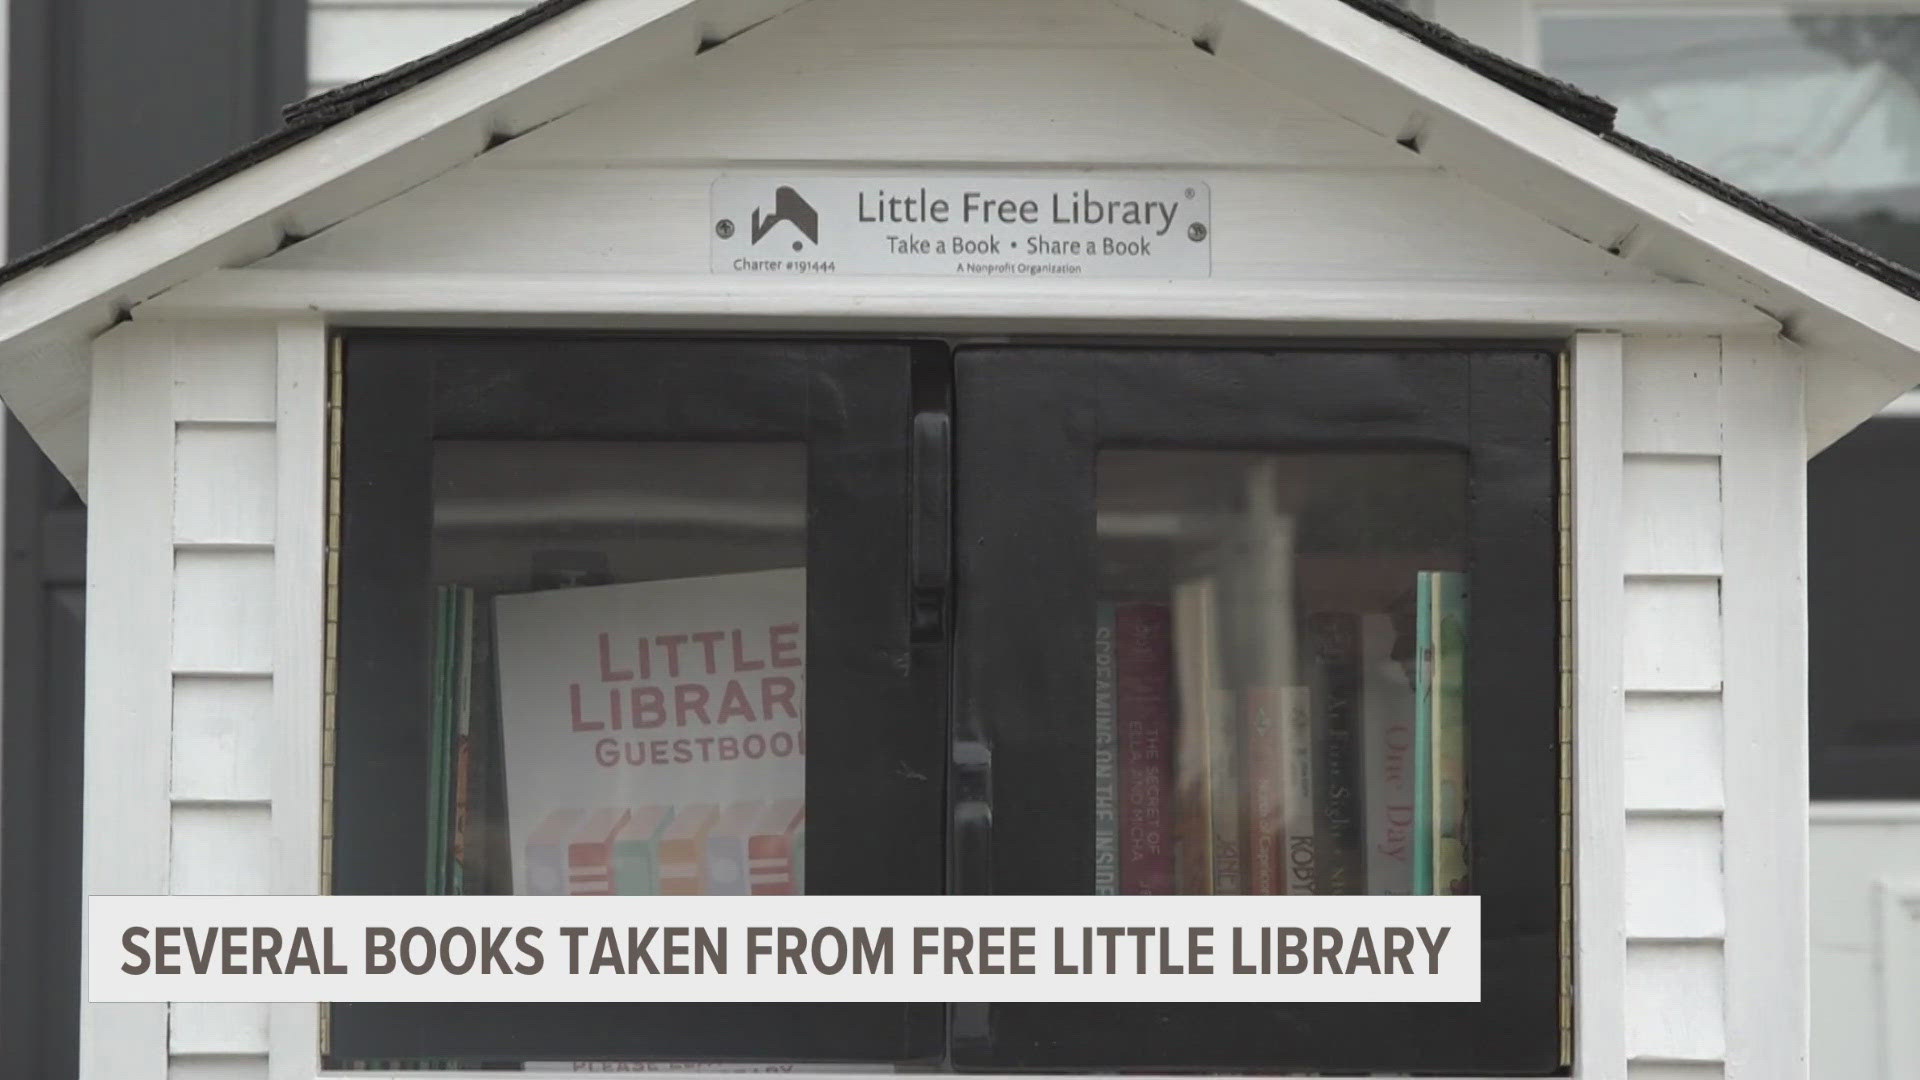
[0,2,303,1076]
[310,0,532,95]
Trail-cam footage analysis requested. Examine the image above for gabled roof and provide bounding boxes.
[5,0,1920,493]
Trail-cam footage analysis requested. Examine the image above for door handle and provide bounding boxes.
[909,410,951,641]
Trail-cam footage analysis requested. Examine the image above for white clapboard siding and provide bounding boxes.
[1624,941,1728,1062]
[175,424,277,547]
[1622,579,1720,694]
[1621,456,1720,576]
[1623,337,1722,457]
[174,551,277,674]
[144,315,291,1068]
[1619,336,1729,1070]
[1623,693,1724,814]
[1623,816,1725,940]
[1627,1064,1726,1080]
[168,1055,271,1080]
[172,676,275,803]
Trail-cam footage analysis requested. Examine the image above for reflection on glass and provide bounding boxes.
[1541,13,1920,267]
[337,441,807,1071]
[1093,451,1469,897]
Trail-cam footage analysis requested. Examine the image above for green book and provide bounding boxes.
[1432,574,1470,895]
[1412,573,1435,896]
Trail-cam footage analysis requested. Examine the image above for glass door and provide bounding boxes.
[950,345,1562,1073]
[328,333,945,1067]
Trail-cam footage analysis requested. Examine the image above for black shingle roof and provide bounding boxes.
[5,0,1918,302]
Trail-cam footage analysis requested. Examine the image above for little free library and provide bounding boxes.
[0,0,1913,1076]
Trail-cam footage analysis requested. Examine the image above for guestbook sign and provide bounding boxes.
[710,175,1212,278]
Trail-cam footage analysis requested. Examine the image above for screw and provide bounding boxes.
[1188,222,1208,242]
[715,219,735,239]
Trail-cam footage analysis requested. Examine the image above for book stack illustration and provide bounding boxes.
[425,567,808,900]
[1095,456,1471,897]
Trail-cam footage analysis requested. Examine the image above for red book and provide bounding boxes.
[567,808,632,895]
[1244,688,1286,895]
[1116,601,1174,895]
[748,799,806,895]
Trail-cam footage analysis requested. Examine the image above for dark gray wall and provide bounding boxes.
[1810,416,1920,799]
[2,3,304,1075]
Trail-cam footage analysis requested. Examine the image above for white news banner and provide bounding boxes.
[90,894,1477,1003]
[710,176,1211,279]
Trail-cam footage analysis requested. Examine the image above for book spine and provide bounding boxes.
[1413,573,1436,896]
[1116,602,1174,895]
[450,587,476,895]
[1432,573,1471,896]
[1308,611,1363,895]
[1361,613,1416,895]
[1243,688,1285,895]
[1207,678,1243,895]
[1280,686,1315,894]
[426,586,453,895]
[1093,601,1120,896]
[1172,580,1216,895]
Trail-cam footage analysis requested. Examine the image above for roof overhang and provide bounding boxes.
[4,0,1919,495]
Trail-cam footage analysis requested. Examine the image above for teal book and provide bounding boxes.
[1432,574,1470,895]
[613,805,676,894]
[1412,572,1437,896]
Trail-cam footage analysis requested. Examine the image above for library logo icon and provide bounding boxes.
[751,186,820,251]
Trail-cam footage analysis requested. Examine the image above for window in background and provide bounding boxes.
[1542,10,1920,798]
[1542,12,1920,267]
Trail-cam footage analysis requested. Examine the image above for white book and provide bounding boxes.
[493,567,806,897]
[1361,613,1416,895]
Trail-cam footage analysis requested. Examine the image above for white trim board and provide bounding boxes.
[0,0,1914,490]
[139,271,1774,335]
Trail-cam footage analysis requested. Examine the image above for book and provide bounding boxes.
[568,808,633,895]
[1361,613,1416,895]
[525,808,585,896]
[1243,688,1286,895]
[659,803,722,895]
[748,798,805,895]
[1114,602,1174,895]
[1413,570,1468,895]
[612,805,675,895]
[449,587,477,895]
[1431,573,1471,896]
[492,566,808,897]
[704,800,768,896]
[1172,576,1239,895]
[1414,574,1436,896]
[1093,601,1120,896]
[1307,611,1364,895]
[1234,471,1299,896]
[1280,685,1315,894]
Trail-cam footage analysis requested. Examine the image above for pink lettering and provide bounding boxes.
[598,633,633,682]
[730,629,766,671]
[762,676,799,720]
[692,630,725,675]
[569,683,603,732]
[716,680,755,724]
[657,634,689,677]
[769,624,802,669]
[675,683,711,726]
